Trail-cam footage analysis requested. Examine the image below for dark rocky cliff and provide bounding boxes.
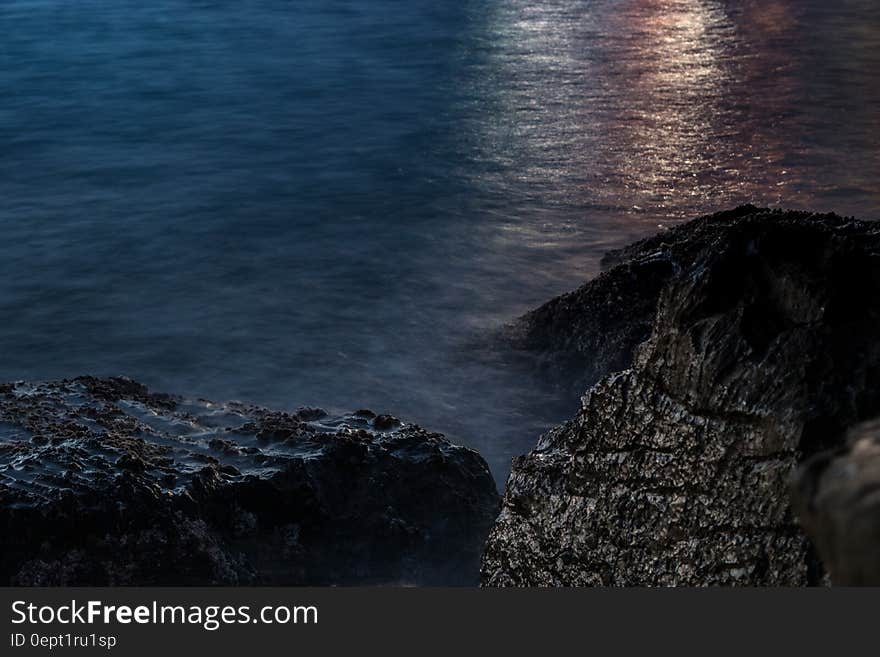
[482,206,880,586]
[0,377,499,585]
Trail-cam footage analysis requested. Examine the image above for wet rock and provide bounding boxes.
[0,377,499,586]
[501,206,765,395]
[373,414,401,431]
[792,419,880,585]
[482,206,880,586]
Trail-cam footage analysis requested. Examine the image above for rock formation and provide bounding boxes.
[792,419,880,585]
[482,206,880,586]
[0,376,499,585]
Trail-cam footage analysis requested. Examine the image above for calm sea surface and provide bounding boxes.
[1,0,878,481]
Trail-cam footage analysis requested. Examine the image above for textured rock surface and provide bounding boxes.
[0,376,499,585]
[482,207,880,586]
[792,419,880,585]
[504,205,764,395]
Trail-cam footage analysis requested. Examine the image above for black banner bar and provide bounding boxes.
[1,587,874,655]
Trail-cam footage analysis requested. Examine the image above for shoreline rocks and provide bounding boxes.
[5,206,880,587]
[482,206,880,586]
[792,419,880,585]
[0,376,499,586]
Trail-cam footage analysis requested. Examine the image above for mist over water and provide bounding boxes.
[1,0,878,482]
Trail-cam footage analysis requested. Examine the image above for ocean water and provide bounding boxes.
[1,0,878,483]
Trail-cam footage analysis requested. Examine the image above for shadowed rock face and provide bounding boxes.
[0,377,499,586]
[482,207,880,586]
[505,205,763,396]
[792,419,880,585]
